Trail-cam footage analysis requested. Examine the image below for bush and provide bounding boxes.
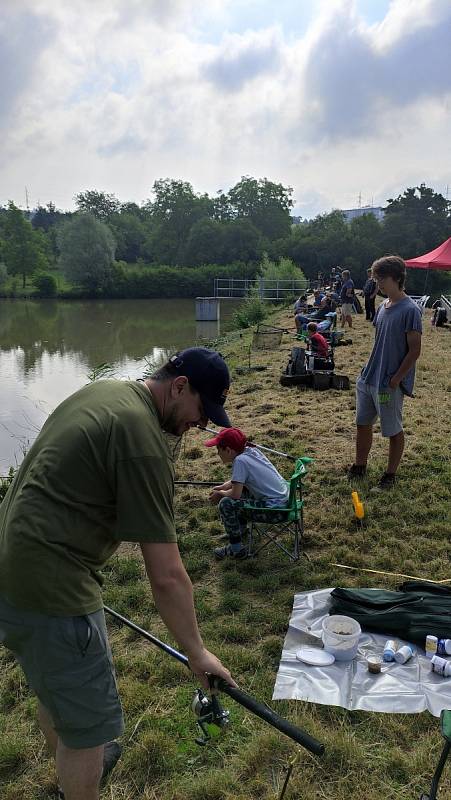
[233,290,267,328]
[32,271,57,297]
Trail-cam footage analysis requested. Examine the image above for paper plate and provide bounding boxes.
[296,647,335,666]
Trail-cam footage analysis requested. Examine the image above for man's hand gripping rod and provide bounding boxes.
[104,605,324,756]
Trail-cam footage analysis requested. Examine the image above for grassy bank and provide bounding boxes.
[0,306,450,799]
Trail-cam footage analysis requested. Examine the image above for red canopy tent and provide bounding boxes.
[405,237,451,271]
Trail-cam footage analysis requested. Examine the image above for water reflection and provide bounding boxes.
[0,298,238,469]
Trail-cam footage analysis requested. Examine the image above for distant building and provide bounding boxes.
[342,206,385,223]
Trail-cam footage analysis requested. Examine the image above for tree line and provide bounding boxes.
[0,178,450,298]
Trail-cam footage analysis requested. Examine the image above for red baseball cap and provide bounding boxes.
[204,427,247,453]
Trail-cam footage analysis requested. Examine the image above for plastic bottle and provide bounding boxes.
[425,635,438,659]
[394,644,414,664]
[437,639,451,656]
[383,640,398,662]
[431,655,451,677]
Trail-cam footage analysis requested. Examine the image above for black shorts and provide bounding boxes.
[0,595,124,748]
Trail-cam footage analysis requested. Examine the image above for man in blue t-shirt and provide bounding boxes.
[348,256,422,491]
[340,270,355,328]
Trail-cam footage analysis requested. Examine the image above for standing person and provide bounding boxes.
[363,267,377,321]
[0,348,236,800]
[205,428,289,560]
[340,270,355,328]
[348,256,422,491]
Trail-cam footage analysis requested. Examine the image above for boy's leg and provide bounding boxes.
[350,378,377,475]
[371,387,405,490]
[356,424,373,465]
[387,430,404,474]
[215,497,247,558]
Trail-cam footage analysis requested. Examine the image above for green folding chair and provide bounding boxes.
[243,457,312,562]
[420,709,451,800]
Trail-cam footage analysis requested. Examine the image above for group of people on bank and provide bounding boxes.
[0,255,422,800]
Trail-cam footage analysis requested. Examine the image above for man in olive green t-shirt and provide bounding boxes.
[0,347,236,800]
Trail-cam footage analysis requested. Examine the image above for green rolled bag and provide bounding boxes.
[329,581,451,645]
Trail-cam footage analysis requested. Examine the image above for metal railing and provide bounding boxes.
[214,277,310,300]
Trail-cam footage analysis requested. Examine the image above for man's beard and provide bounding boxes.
[162,407,185,437]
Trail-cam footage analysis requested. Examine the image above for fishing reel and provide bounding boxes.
[192,688,230,746]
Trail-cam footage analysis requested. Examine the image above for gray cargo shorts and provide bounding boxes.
[0,594,124,749]
[356,376,404,437]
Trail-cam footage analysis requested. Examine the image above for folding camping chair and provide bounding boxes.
[243,457,312,562]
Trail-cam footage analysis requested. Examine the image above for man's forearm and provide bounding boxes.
[150,567,204,659]
[392,348,421,383]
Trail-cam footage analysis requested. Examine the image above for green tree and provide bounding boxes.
[3,202,47,288]
[58,213,116,294]
[347,213,383,285]
[227,176,293,240]
[281,211,351,280]
[145,179,213,265]
[32,271,57,297]
[0,262,7,288]
[110,212,146,262]
[74,190,120,221]
[382,184,451,257]
[183,218,225,265]
[221,219,263,264]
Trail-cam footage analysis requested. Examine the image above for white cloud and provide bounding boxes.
[0,0,450,217]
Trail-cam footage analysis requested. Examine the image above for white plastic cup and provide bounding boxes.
[394,644,414,664]
[321,615,361,662]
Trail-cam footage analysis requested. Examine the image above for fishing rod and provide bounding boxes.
[174,481,220,487]
[104,605,324,756]
[197,426,297,462]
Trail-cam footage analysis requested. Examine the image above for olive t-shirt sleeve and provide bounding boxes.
[115,455,176,542]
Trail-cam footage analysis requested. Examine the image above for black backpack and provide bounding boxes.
[286,347,307,376]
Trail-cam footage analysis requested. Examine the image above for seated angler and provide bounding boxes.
[306,322,329,359]
[205,428,289,561]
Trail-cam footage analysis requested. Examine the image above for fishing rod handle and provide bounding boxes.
[217,680,324,756]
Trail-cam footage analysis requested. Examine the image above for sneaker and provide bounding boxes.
[57,740,122,798]
[347,463,367,479]
[214,544,247,561]
[371,472,396,493]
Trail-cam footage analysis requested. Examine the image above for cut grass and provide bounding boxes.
[0,304,450,798]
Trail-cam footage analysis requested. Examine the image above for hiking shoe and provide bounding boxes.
[101,740,122,783]
[57,740,122,798]
[371,472,396,493]
[347,463,367,479]
[214,544,247,561]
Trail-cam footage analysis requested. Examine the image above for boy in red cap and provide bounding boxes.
[205,428,289,559]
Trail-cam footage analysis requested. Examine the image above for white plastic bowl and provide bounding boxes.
[322,615,361,661]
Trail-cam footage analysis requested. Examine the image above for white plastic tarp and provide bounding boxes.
[272,589,451,717]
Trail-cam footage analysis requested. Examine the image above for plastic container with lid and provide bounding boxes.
[322,615,361,662]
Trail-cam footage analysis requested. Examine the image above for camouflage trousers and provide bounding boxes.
[218,496,288,546]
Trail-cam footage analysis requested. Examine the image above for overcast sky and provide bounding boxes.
[1,0,450,218]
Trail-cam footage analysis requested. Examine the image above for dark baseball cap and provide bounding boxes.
[169,347,231,427]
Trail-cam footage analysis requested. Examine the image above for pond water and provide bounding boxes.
[0,298,239,471]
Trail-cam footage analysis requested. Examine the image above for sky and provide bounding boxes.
[1,0,451,219]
